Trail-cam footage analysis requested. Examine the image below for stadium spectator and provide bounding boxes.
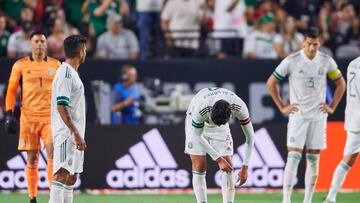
[64,0,84,28]
[0,15,10,57]
[274,16,304,58]
[282,0,322,32]
[7,7,34,58]
[95,13,139,59]
[212,0,250,58]
[82,0,129,37]
[243,13,278,59]
[161,0,205,57]
[136,0,164,60]
[0,0,33,29]
[56,9,80,36]
[111,64,141,124]
[47,19,66,59]
[325,2,359,53]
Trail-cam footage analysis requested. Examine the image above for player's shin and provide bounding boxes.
[26,163,39,198]
[192,171,207,203]
[325,161,350,202]
[304,154,319,203]
[283,151,302,203]
[64,185,74,203]
[47,159,53,187]
[49,181,65,203]
[221,171,235,203]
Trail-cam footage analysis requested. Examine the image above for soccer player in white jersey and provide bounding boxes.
[49,35,87,203]
[267,27,346,203]
[324,56,360,203]
[185,87,255,203]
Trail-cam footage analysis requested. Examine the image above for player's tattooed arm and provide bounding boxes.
[57,105,79,134]
[57,105,87,150]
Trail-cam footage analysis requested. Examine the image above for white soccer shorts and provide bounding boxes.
[287,118,327,150]
[53,135,84,175]
[184,116,233,157]
[344,131,360,155]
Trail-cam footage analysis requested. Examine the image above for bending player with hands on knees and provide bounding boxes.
[185,87,254,203]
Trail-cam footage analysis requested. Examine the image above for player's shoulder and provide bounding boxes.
[317,51,335,63]
[56,63,73,79]
[13,56,31,67]
[46,56,61,66]
[349,56,360,68]
[285,50,302,61]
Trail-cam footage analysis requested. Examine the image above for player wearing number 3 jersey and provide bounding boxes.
[5,31,60,203]
[267,27,346,203]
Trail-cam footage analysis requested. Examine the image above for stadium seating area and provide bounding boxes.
[0,0,359,60]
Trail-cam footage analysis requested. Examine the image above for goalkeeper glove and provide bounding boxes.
[4,110,19,134]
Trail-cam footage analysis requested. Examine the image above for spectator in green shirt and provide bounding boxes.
[82,0,129,37]
[0,0,33,29]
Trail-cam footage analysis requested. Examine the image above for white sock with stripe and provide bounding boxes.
[192,171,207,203]
[283,151,302,203]
[64,185,74,203]
[49,181,64,203]
[326,161,351,202]
[221,171,235,203]
[303,153,320,203]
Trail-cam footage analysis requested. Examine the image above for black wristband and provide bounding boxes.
[5,110,14,117]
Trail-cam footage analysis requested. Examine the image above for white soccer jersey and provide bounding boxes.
[345,56,360,132]
[273,49,341,121]
[243,30,277,59]
[51,62,86,142]
[187,87,250,139]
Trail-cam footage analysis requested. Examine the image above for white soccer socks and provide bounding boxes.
[325,160,351,202]
[49,181,64,203]
[221,171,235,203]
[283,151,302,203]
[64,185,74,203]
[192,171,207,203]
[303,153,320,203]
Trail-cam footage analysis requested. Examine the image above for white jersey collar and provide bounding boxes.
[300,49,319,62]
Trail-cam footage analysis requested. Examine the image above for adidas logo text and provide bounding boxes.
[106,129,190,188]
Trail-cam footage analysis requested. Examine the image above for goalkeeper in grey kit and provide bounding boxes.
[185,87,255,203]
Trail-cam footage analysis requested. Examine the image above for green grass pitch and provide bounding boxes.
[0,192,359,203]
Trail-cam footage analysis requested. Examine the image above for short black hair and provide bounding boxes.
[30,30,46,39]
[304,27,321,39]
[63,35,87,58]
[211,100,231,126]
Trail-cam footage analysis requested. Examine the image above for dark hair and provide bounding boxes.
[340,3,352,11]
[211,100,231,126]
[63,35,87,58]
[304,27,321,39]
[30,30,46,39]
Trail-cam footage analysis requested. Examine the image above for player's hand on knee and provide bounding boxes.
[216,157,232,173]
[280,104,299,114]
[236,165,248,186]
[4,110,19,134]
[319,103,334,114]
[72,131,86,151]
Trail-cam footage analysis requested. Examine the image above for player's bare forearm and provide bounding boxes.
[266,75,285,111]
[330,76,346,111]
[57,105,79,134]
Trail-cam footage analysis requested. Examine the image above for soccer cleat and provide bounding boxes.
[30,197,37,203]
[323,199,335,203]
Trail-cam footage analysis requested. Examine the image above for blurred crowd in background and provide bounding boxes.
[0,0,359,60]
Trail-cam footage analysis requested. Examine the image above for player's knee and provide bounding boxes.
[53,168,70,184]
[192,162,206,172]
[66,175,77,186]
[27,151,39,165]
[343,154,358,167]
